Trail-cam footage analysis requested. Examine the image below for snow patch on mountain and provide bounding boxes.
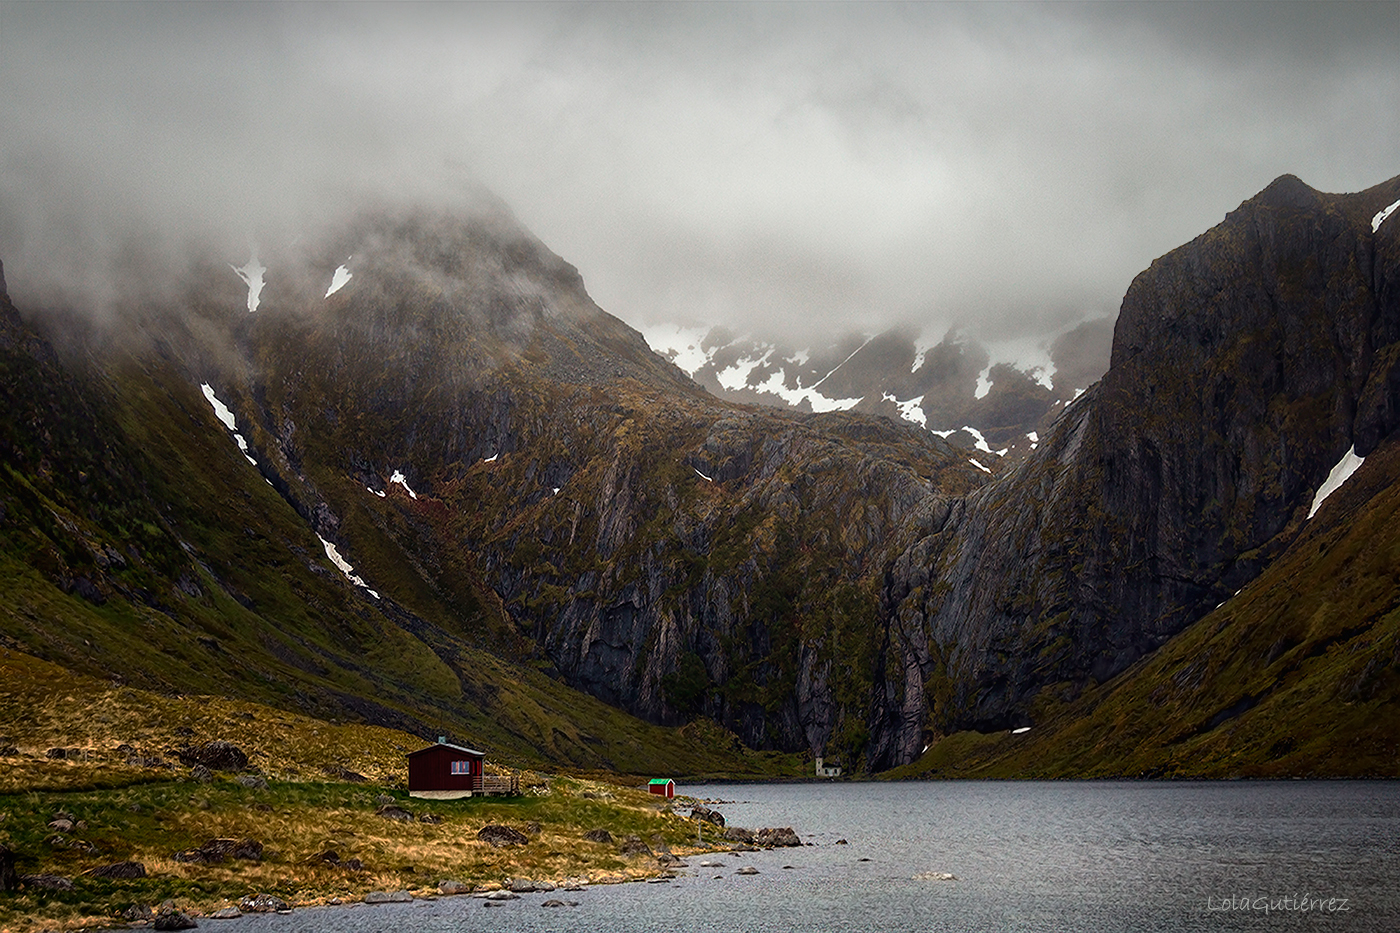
[325,257,353,298]
[641,323,714,376]
[201,384,237,431]
[1373,198,1400,233]
[883,392,927,427]
[716,347,775,391]
[812,335,874,389]
[318,535,379,598]
[200,383,256,466]
[1308,446,1365,519]
[754,368,862,412]
[911,335,939,374]
[230,253,266,313]
[961,425,1007,456]
[389,469,418,499]
[974,365,994,400]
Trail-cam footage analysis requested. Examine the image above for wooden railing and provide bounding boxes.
[480,773,519,795]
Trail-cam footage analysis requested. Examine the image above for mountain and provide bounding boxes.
[640,318,1114,463]
[2,173,1399,777]
[869,173,1400,767]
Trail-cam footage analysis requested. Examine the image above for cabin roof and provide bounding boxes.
[648,778,675,785]
[408,741,485,758]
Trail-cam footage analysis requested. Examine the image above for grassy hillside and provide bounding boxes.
[0,650,744,931]
[884,434,1400,780]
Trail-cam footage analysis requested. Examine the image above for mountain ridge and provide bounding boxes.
[3,173,1400,776]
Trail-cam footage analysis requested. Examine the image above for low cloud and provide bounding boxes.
[2,3,1396,342]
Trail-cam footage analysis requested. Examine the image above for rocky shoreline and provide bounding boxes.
[3,786,806,932]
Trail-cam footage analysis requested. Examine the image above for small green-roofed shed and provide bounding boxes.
[648,778,675,798]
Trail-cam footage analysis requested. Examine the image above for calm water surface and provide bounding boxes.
[210,781,1400,932]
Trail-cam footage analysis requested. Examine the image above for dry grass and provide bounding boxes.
[0,649,723,931]
[0,648,418,794]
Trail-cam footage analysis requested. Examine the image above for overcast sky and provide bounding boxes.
[2,1,1397,343]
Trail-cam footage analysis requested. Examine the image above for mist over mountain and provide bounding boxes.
[642,318,1114,462]
[4,171,1400,780]
[3,3,1397,350]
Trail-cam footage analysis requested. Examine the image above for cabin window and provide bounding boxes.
[451,760,472,775]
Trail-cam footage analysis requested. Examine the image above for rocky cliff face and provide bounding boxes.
[208,205,990,756]
[870,173,1400,768]
[4,175,1399,774]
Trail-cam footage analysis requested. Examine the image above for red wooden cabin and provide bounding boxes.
[408,738,486,799]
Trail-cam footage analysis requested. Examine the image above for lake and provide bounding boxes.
[206,780,1400,932]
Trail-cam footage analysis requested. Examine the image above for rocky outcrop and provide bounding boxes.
[477,824,528,847]
[375,804,414,823]
[176,741,249,772]
[173,838,263,864]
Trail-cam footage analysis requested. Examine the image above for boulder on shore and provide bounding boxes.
[238,894,289,913]
[438,879,472,895]
[755,827,802,847]
[690,805,726,827]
